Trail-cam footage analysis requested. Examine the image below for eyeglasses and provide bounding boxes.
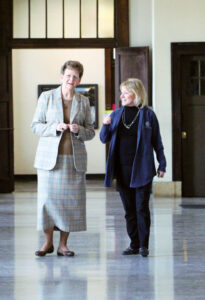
[65,74,80,81]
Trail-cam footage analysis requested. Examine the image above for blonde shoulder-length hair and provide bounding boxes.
[120,78,147,107]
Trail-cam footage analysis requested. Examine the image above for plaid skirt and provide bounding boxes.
[37,155,86,232]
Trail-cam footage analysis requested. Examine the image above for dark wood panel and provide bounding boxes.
[0,132,10,178]
[119,54,148,87]
[0,0,14,192]
[0,54,8,95]
[178,55,205,196]
[0,0,12,49]
[115,47,150,108]
[0,51,14,192]
[171,42,205,182]
[115,0,129,46]
[105,49,115,110]
[0,103,9,127]
[0,130,14,189]
[105,49,115,158]
[0,129,14,193]
[10,38,117,49]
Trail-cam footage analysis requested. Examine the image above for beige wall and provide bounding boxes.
[12,49,105,174]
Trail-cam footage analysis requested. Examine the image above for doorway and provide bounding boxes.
[12,48,106,176]
[0,0,129,193]
[172,43,205,196]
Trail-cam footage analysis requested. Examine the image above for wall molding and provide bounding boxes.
[15,174,105,181]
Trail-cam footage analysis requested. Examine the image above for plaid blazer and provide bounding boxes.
[31,85,95,172]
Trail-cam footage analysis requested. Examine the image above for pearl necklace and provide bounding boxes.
[122,107,140,129]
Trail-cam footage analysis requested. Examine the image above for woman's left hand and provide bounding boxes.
[69,123,79,134]
[157,171,165,178]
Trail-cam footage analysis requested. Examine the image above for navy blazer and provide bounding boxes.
[100,106,166,188]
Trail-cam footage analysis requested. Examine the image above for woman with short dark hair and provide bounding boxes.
[31,60,95,257]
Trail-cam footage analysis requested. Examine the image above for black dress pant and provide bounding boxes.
[117,166,152,249]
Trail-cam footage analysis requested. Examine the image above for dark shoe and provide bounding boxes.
[57,250,75,257]
[122,247,139,255]
[35,245,54,257]
[139,247,149,257]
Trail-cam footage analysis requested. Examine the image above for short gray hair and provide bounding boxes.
[60,60,84,78]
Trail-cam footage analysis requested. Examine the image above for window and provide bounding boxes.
[13,0,114,39]
[187,59,205,96]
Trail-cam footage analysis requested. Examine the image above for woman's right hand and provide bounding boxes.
[103,116,112,125]
[57,123,69,132]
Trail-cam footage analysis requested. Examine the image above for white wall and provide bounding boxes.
[12,49,105,174]
[130,0,205,182]
[129,0,152,47]
[153,0,205,181]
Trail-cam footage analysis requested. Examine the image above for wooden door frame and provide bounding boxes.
[171,42,205,181]
[0,0,13,192]
[115,47,150,108]
[0,0,129,192]
[10,0,129,49]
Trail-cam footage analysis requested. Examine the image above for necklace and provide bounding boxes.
[122,107,140,129]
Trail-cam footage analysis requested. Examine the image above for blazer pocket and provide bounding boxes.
[142,126,152,131]
[142,127,152,139]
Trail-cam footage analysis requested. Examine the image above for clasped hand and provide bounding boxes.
[103,116,112,125]
[57,122,79,134]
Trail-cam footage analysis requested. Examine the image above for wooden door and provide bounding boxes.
[181,55,205,196]
[115,47,150,108]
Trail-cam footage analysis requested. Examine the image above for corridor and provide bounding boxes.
[0,179,205,300]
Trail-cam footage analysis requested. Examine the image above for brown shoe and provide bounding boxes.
[57,249,75,257]
[35,245,54,257]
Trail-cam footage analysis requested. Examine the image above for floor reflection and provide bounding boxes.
[0,195,15,300]
[1,180,205,299]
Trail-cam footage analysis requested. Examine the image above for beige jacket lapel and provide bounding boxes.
[55,85,64,123]
[70,91,81,124]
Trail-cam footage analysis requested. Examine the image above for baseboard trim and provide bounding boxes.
[15,174,105,181]
[153,181,182,197]
[15,175,37,181]
[86,174,105,180]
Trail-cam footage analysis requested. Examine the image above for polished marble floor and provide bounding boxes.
[1,179,205,300]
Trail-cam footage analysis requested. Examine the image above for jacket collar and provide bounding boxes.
[55,85,81,123]
[114,106,124,127]
[115,105,146,151]
[70,91,81,123]
[115,105,145,124]
[136,106,145,150]
[55,86,63,122]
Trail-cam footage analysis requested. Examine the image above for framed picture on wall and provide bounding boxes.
[37,84,98,129]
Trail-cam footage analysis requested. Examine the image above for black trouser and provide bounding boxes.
[117,180,152,249]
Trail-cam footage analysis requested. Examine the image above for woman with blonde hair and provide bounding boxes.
[100,78,166,257]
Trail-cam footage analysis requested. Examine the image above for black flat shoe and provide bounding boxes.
[57,250,75,257]
[139,247,149,257]
[35,245,54,257]
[122,247,139,255]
